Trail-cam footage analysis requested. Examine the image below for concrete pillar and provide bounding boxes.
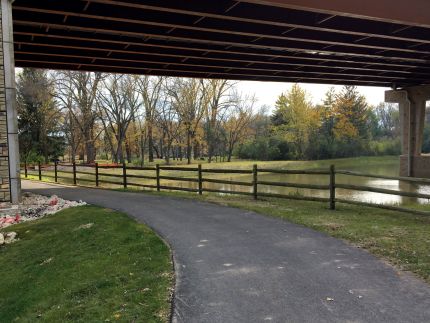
[0,0,20,203]
[385,85,430,177]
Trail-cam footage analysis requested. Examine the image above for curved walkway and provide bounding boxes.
[23,181,430,323]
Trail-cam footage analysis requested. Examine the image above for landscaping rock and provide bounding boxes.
[4,231,17,244]
[0,193,87,230]
[0,233,4,245]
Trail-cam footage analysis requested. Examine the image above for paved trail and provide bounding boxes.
[24,181,430,323]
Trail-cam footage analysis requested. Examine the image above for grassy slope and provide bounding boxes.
[124,189,430,284]
[0,206,172,322]
[98,155,399,170]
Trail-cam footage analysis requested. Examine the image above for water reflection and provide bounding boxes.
[162,163,430,206]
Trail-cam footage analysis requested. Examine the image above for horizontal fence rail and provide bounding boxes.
[20,161,430,216]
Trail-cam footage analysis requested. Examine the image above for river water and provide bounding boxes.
[161,162,430,206]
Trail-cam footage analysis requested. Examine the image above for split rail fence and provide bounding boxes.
[21,162,430,216]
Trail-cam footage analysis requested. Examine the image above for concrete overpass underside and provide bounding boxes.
[1,0,430,202]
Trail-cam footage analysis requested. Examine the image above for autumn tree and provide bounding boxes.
[168,78,206,164]
[333,86,369,140]
[272,84,319,159]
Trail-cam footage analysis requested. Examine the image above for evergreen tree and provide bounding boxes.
[17,68,65,163]
[333,85,370,139]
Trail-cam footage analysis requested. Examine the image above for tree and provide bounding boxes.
[97,74,141,163]
[333,86,369,140]
[272,84,319,159]
[169,78,207,164]
[62,97,82,163]
[222,92,255,162]
[203,79,233,163]
[312,87,337,158]
[17,68,64,163]
[373,102,400,139]
[155,89,181,165]
[137,76,164,163]
[55,71,104,163]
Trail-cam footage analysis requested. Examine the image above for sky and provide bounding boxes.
[236,81,389,112]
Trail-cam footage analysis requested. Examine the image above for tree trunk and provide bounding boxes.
[85,139,96,163]
[116,143,124,164]
[152,145,158,159]
[125,138,132,163]
[186,131,192,164]
[165,142,171,165]
[159,138,164,159]
[147,122,154,162]
[140,133,145,167]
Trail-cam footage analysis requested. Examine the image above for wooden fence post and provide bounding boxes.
[329,165,336,210]
[95,162,99,187]
[24,161,27,178]
[253,164,258,200]
[198,164,203,195]
[54,161,58,182]
[156,164,160,191]
[73,162,77,185]
[123,162,127,189]
[38,161,42,180]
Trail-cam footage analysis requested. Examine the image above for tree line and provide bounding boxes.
[18,68,427,165]
[237,84,406,160]
[17,69,255,165]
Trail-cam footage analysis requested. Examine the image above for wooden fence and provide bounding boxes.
[21,161,430,216]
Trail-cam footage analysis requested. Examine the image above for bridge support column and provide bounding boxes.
[0,0,20,203]
[385,85,430,178]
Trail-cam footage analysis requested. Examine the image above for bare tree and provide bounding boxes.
[97,74,141,163]
[137,76,165,163]
[222,92,256,162]
[55,71,104,163]
[374,102,400,138]
[62,95,81,163]
[156,84,182,165]
[168,78,207,164]
[203,79,234,163]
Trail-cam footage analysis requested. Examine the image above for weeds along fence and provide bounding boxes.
[22,161,430,216]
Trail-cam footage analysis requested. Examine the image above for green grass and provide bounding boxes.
[91,155,397,169]
[121,188,430,283]
[0,206,173,322]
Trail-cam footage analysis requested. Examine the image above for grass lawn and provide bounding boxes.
[122,189,430,284]
[0,205,173,322]
[90,155,398,169]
